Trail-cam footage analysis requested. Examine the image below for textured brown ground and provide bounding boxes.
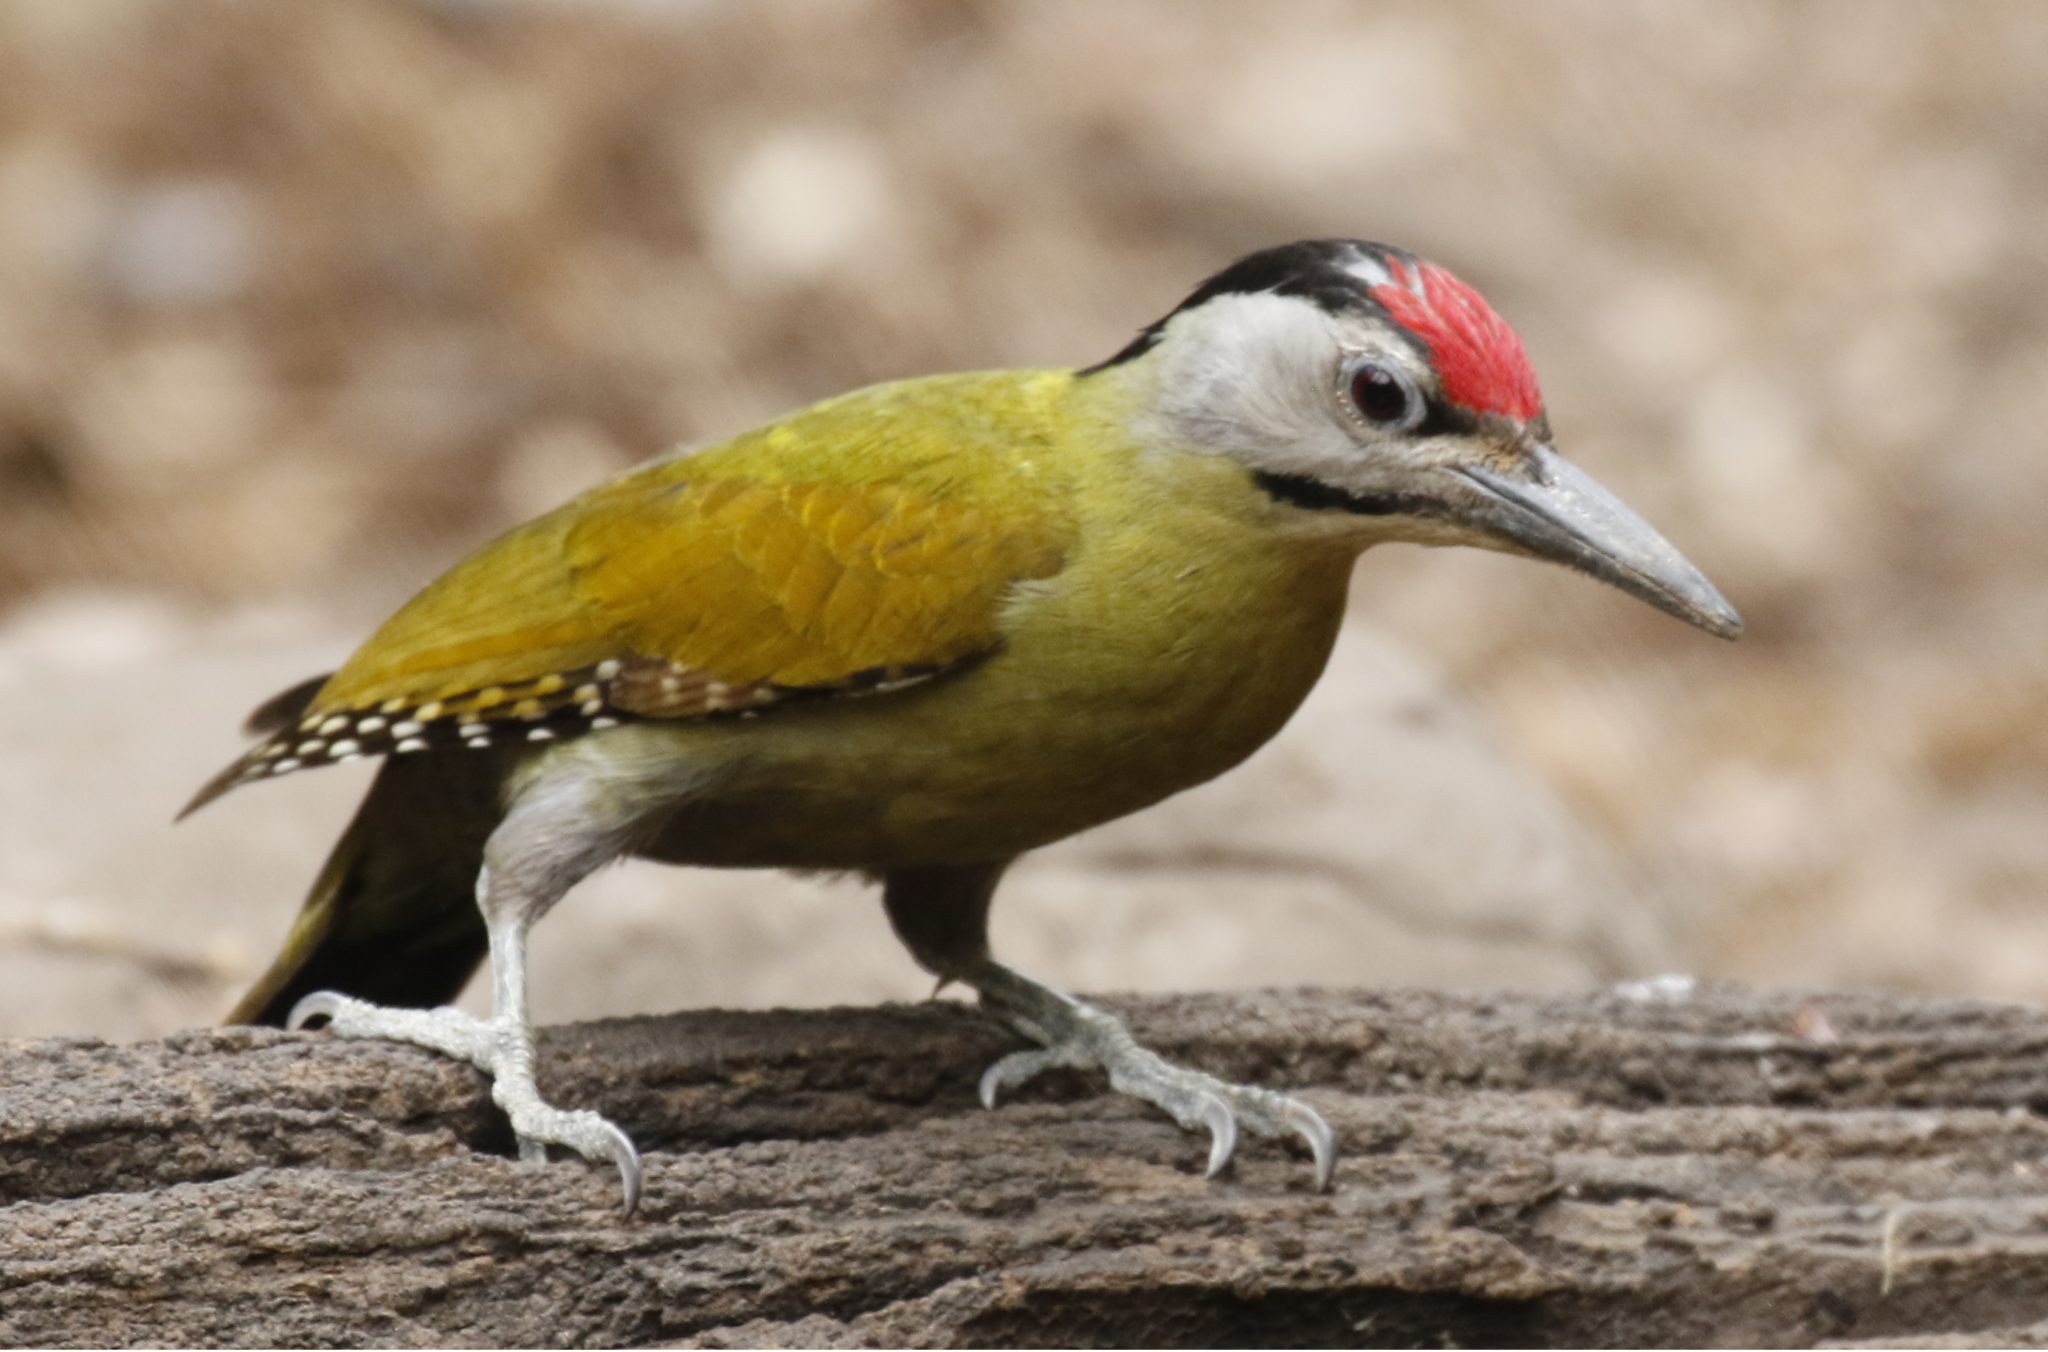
[10,988,2048,1347]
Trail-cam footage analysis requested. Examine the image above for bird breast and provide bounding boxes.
[619,507,1359,871]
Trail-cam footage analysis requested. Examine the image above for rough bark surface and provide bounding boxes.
[7,988,2048,1348]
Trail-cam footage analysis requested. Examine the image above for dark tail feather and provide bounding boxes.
[179,673,337,823]
[226,754,499,1026]
[241,672,334,738]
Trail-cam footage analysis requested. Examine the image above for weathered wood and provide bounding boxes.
[7,988,2048,1347]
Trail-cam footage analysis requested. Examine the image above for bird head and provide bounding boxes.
[1098,239,1741,639]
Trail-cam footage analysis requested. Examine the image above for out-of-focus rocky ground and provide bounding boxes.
[0,0,2042,1039]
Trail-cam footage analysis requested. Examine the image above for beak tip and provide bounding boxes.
[1695,589,1744,641]
[1673,585,1743,641]
[1687,585,1736,639]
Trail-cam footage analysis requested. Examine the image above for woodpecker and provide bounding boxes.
[187,239,1740,1213]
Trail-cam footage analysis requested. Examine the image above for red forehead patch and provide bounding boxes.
[1369,256,1543,421]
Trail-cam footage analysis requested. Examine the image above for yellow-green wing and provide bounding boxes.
[184,415,1073,813]
[321,469,1067,708]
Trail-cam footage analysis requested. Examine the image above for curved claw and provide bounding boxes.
[979,1049,1055,1110]
[603,1121,644,1217]
[1284,1099,1337,1192]
[1198,1091,1239,1179]
[286,990,346,1030]
[522,1117,644,1215]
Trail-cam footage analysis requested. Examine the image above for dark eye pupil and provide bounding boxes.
[1349,365,1410,424]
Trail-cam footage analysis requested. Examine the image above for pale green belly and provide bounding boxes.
[615,590,1347,870]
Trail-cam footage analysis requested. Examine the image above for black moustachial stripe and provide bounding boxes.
[1253,471,1446,520]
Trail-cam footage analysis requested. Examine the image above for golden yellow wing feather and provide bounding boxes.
[183,372,1077,813]
[567,476,1066,690]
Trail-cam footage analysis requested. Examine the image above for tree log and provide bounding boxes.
[7,988,2048,1347]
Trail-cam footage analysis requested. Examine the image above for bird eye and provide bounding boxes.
[1346,361,1423,430]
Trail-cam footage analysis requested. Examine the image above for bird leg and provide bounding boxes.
[882,862,1336,1189]
[290,919,642,1212]
[289,786,644,1213]
[967,960,1335,1189]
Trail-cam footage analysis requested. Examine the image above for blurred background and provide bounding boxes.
[1,0,2043,1039]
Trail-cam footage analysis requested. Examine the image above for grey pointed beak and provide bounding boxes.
[1450,444,1743,639]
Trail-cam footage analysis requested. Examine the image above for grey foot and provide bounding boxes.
[289,991,643,1214]
[975,981,1336,1190]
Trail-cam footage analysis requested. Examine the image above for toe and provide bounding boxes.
[978,1048,1056,1109]
[602,1120,644,1216]
[290,994,497,1065]
[1197,1091,1239,1179]
[508,1105,644,1214]
[1282,1099,1337,1191]
[286,990,351,1030]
